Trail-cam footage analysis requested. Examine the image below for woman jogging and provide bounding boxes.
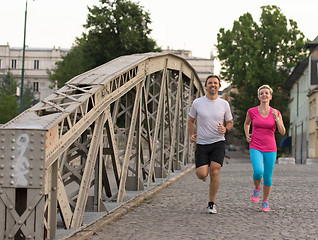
[244,85,285,212]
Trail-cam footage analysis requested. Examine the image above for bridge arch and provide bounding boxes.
[0,52,204,239]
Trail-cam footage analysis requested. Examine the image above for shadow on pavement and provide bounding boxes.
[225,149,250,164]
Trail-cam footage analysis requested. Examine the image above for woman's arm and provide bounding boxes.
[244,112,252,143]
[272,109,286,135]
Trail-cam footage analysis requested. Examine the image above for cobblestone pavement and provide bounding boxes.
[88,152,318,240]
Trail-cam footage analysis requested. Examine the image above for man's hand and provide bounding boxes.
[217,123,227,134]
[190,134,197,143]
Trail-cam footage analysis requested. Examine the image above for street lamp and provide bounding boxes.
[19,0,28,113]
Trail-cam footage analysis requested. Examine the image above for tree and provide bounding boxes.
[50,0,160,88]
[216,5,308,145]
[0,72,19,124]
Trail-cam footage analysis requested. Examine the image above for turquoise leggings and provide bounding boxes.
[250,149,277,187]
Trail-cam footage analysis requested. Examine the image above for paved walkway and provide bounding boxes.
[73,151,318,240]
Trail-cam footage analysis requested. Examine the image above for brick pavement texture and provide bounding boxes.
[88,163,318,240]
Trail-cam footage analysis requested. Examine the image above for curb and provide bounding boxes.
[63,164,195,240]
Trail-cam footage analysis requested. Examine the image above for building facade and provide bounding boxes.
[1,46,214,102]
[308,87,318,161]
[285,36,318,164]
[162,49,215,88]
[0,44,69,101]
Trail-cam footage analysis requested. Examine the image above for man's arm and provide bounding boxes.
[225,119,233,132]
[188,116,197,143]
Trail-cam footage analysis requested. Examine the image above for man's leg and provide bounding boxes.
[196,165,209,180]
[209,161,221,202]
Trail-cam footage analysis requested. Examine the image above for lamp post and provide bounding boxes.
[19,0,28,113]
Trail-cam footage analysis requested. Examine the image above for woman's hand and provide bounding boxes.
[246,133,252,143]
[272,109,279,121]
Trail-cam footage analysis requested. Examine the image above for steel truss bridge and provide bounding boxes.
[0,52,204,239]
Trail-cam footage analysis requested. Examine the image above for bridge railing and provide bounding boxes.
[0,52,204,239]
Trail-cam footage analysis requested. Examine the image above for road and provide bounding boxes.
[85,150,318,240]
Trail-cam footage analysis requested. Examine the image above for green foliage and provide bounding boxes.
[216,5,308,141]
[22,81,34,109]
[0,73,19,124]
[50,0,160,88]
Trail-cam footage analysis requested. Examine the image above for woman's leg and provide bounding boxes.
[250,149,264,188]
[263,151,277,201]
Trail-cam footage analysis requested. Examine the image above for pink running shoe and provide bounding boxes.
[252,188,260,203]
[262,201,270,212]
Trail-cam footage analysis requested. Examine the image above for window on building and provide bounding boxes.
[12,59,17,69]
[34,60,39,69]
[33,82,39,92]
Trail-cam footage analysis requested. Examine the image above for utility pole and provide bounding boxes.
[19,0,28,113]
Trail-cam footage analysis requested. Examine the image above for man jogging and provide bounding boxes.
[188,75,233,214]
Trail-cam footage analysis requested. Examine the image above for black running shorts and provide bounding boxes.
[195,141,225,168]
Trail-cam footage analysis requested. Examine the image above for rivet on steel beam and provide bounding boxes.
[41,156,44,160]
[11,146,15,151]
[30,156,34,160]
[1,146,4,150]
[41,147,45,151]
[18,220,22,225]
[8,234,13,239]
[10,165,15,169]
[9,205,13,210]
[11,139,15,143]
[41,133,45,137]
[39,175,43,179]
[29,182,33,186]
[29,166,33,170]
[0,189,3,194]
[12,132,15,136]
[0,164,4,169]
[0,155,4,159]
[10,174,14,178]
[10,156,14,160]
[41,140,44,144]
[29,174,33,179]
[40,166,44,170]
[0,174,3,178]
[28,206,32,211]
[10,181,14,185]
[40,182,43,186]
[1,139,4,143]
[30,147,34,152]
[27,235,32,239]
[0,181,3,185]
[39,192,43,195]
[52,187,56,191]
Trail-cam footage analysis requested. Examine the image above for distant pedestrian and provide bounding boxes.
[188,75,233,214]
[244,85,285,211]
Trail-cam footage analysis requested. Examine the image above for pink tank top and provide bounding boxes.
[248,106,279,152]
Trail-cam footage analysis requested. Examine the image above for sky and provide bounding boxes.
[1,0,317,74]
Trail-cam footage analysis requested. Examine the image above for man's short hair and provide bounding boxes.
[205,75,221,86]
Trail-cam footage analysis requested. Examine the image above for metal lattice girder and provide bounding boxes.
[0,52,204,239]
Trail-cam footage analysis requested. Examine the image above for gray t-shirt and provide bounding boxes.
[189,95,233,145]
